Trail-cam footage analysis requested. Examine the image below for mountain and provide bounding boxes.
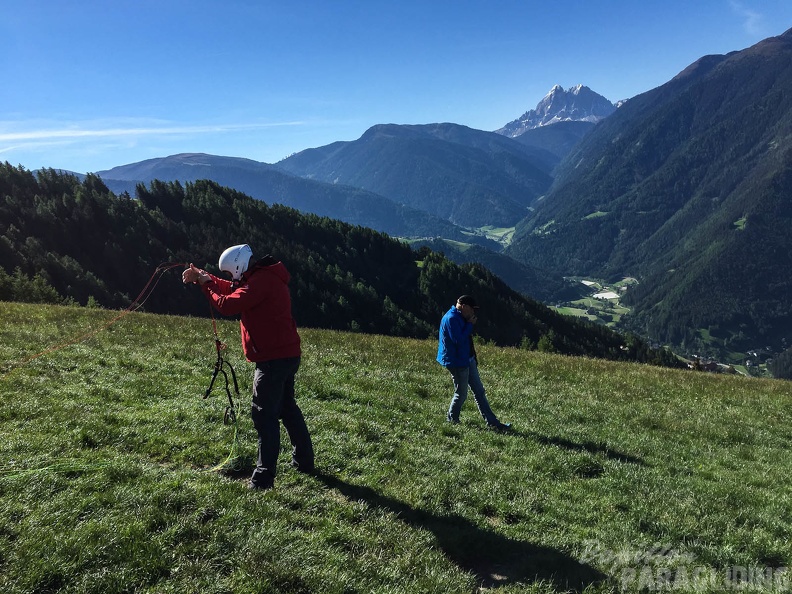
[509,120,596,165]
[407,238,579,303]
[507,29,792,356]
[277,123,556,228]
[95,153,497,249]
[0,164,680,366]
[495,84,617,138]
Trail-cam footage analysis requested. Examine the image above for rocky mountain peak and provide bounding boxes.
[495,85,617,138]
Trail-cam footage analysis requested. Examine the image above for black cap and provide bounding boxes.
[457,295,479,308]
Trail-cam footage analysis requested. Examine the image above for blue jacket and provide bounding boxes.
[436,306,473,368]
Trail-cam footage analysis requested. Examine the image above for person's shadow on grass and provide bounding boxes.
[313,471,607,592]
[523,431,647,466]
[483,425,647,467]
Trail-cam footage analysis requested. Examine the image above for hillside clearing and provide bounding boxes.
[1,302,791,593]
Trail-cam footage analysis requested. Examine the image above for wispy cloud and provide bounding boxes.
[0,120,307,144]
[729,1,766,36]
[0,116,360,170]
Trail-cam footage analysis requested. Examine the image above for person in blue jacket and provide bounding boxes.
[436,295,511,431]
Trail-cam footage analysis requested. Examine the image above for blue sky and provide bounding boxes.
[2,0,791,173]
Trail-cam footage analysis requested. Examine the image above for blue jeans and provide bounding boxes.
[446,357,498,425]
[249,357,314,487]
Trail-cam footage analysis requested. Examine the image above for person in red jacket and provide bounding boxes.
[183,244,314,490]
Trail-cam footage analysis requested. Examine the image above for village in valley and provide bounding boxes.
[551,278,778,378]
[551,277,637,330]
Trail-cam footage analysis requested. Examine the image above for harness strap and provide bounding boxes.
[202,305,244,472]
[203,306,240,425]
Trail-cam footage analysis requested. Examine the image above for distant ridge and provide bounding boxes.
[94,152,498,249]
[277,123,555,228]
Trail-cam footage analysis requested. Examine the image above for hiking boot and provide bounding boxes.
[248,479,274,491]
[291,460,315,474]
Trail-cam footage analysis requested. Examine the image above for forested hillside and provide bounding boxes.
[511,120,595,164]
[408,238,577,303]
[277,123,555,228]
[507,30,792,356]
[0,164,679,366]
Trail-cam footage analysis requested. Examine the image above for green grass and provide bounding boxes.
[552,307,598,322]
[2,302,792,593]
[531,220,556,237]
[474,226,516,246]
[438,239,475,252]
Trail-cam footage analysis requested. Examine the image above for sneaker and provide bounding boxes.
[446,415,460,424]
[487,421,512,433]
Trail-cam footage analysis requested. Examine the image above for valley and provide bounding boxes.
[474,225,516,247]
[551,277,779,378]
[551,277,635,328]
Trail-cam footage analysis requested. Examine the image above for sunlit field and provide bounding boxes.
[2,302,791,593]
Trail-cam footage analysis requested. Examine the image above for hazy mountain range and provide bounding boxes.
[55,27,792,358]
[96,153,500,250]
[276,123,556,228]
[93,88,610,303]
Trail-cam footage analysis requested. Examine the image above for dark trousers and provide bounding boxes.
[249,356,314,487]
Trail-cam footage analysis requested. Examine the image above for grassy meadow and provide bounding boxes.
[1,301,792,593]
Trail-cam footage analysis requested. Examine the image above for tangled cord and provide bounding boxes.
[1,261,245,476]
[1,261,186,376]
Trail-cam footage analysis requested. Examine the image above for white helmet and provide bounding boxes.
[218,244,253,281]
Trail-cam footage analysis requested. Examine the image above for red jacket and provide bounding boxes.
[201,257,301,362]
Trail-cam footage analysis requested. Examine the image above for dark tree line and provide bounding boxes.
[0,163,681,367]
[769,347,792,380]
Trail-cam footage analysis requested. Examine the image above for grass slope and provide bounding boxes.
[1,302,792,593]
